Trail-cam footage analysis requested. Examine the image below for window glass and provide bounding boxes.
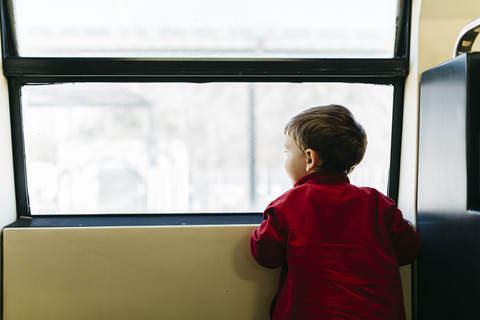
[22,83,393,214]
[13,0,398,58]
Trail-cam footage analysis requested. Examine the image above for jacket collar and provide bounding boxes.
[294,170,349,187]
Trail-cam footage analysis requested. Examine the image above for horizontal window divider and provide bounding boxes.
[12,76,402,85]
[3,57,408,82]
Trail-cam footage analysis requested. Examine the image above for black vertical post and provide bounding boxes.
[8,78,29,217]
[388,77,405,204]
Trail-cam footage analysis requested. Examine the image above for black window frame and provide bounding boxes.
[1,0,411,226]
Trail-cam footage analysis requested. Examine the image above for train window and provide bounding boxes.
[22,83,392,214]
[13,0,397,58]
[1,0,410,217]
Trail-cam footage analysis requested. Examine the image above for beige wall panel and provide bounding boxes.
[3,226,279,320]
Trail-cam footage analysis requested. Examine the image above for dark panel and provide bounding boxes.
[417,53,480,319]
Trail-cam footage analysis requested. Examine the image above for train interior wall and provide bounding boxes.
[2,0,480,319]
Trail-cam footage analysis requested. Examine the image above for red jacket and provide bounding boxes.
[250,171,421,319]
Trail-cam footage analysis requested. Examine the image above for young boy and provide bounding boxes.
[250,105,421,319]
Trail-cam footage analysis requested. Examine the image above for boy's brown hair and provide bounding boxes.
[284,104,367,174]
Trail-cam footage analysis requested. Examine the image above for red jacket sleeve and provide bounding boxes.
[250,207,287,269]
[384,205,422,266]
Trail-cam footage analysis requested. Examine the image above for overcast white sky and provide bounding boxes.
[15,0,397,31]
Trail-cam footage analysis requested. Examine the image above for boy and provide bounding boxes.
[250,105,421,319]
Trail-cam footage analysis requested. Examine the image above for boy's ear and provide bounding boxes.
[305,149,322,172]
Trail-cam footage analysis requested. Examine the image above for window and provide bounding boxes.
[2,0,410,217]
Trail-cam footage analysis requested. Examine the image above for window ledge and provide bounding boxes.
[5,213,263,228]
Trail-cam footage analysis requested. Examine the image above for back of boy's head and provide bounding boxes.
[284,104,367,174]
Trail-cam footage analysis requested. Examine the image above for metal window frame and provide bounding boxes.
[1,0,411,221]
